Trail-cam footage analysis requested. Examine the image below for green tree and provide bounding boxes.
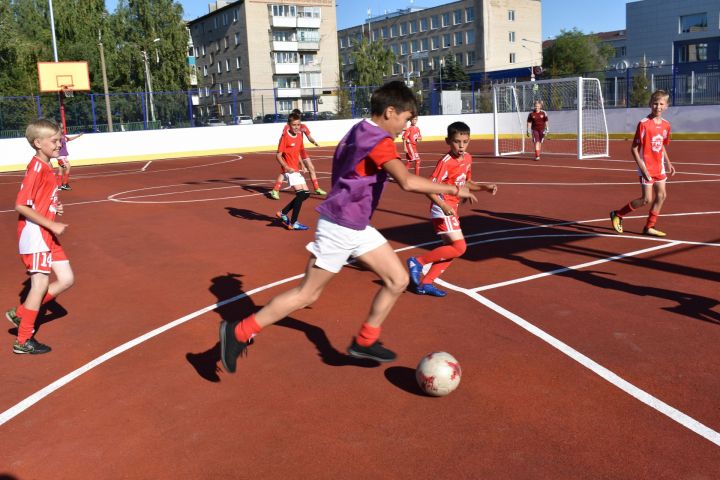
[629,63,651,107]
[348,38,395,87]
[543,28,615,76]
[440,54,468,87]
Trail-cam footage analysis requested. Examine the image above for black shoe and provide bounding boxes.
[13,338,51,354]
[219,320,250,373]
[347,338,396,363]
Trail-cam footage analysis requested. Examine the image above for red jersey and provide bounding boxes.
[527,110,548,132]
[354,137,398,176]
[402,125,422,146]
[633,115,670,177]
[429,152,472,216]
[16,156,61,254]
[282,123,310,159]
[277,130,304,171]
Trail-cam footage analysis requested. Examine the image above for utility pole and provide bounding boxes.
[141,50,156,123]
[98,29,113,132]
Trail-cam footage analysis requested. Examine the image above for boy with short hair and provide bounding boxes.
[407,121,497,297]
[220,81,478,373]
[402,115,422,175]
[526,100,548,161]
[275,112,312,230]
[56,132,83,190]
[269,109,326,199]
[610,90,675,237]
[6,118,75,354]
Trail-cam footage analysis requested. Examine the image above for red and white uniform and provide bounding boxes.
[527,110,548,144]
[402,125,422,161]
[16,157,67,272]
[428,152,472,234]
[283,123,311,160]
[633,115,671,180]
[277,130,304,173]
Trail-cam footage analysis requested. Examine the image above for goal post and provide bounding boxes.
[493,77,609,159]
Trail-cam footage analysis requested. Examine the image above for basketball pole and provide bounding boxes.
[47,0,68,134]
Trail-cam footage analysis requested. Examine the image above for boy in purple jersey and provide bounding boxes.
[56,132,83,190]
[220,81,478,373]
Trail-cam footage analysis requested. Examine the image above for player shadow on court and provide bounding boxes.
[506,253,720,325]
[6,279,68,337]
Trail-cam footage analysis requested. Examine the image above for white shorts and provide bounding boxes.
[285,172,306,187]
[306,217,387,273]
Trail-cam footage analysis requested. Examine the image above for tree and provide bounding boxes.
[440,54,468,87]
[543,28,615,76]
[629,62,651,107]
[348,38,395,87]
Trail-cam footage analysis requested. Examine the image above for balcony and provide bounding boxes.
[276,88,302,98]
[271,15,296,28]
[297,17,321,29]
[297,40,320,51]
[272,40,298,51]
[300,62,322,73]
[273,62,300,74]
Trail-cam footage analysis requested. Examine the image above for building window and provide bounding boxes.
[203,65,208,76]
[421,38,429,51]
[298,28,320,42]
[508,10,515,21]
[227,81,232,94]
[443,34,451,48]
[466,51,475,66]
[410,40,418,53]
[467,30,475,44]
[236,57,241,69]
[217,62,221,73]
[431,36,440,50]
[615,46,626,57]
[420,18,428,31]
[678,42,708,63]
[422,58,430,71]
[372,29,379,41]
[237,79,243,92]
[218,83,223,94]
[510,52,516,63]
[391,44,399,55]
[442,13,450,27]
[400,42,408,55]
[455,32,463,46]
[509,31,515,42]
[278,100,292,112]
[465,7,474,22]
[679,13,708,33]
[202,44,206,56]
[224,37,229,49]
[454,10,462,25]
[400,22,408,36]
[271,4,296,17]
[431,15,439,29]
[273,52,299,63]
[391,24,398,37]
[298,6,321,19]
[410,20,417,33]
[234,32,240,46]
[382,26,389,38]
[225,59,230,72]
[233,8,239,22]
[300,72,322,88]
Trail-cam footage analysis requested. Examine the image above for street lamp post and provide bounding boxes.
[521,38,542,81]
[141,38,160,124]
[98,28,113,132]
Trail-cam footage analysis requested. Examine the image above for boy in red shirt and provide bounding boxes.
[219,82,477,373]
[526,100,548,161]
[269,109,326,199]
[402,116,422,175]
[6,119,75,354]
[275,112,311,230]
[610,90,675,237]
[407,121,497,296]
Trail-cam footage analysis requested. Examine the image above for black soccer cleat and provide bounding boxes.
[219,320,251,373]
[347,338,397,363]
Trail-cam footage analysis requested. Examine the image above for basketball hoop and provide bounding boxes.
[61,86,74,98]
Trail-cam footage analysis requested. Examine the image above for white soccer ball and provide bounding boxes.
[415,351,462,396]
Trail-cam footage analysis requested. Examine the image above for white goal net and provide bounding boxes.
[493,77,609,159]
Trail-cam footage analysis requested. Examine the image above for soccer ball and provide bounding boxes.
[415,351,462,396]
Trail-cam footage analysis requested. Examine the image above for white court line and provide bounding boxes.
[473,240,682,292]
[140,161,152,172]
[1,212,717,428]
[0,273,304,427]
[435,279,720,447]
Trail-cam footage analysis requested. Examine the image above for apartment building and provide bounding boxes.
[337,0,542,86]
[188,0,339,123]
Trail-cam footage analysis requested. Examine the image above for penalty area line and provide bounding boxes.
[141,161,152,172]
[435,279,720,447]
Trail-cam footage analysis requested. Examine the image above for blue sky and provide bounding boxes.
[105,0,629,39]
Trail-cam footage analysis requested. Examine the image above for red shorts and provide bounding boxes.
[432,214,462,234]
[640,173,667,185]
[405,144,419,161]
[20,242,68,274]
[531,130,545,144]
[57,156,69,168]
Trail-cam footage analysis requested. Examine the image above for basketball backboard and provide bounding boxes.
[37,61,90,92]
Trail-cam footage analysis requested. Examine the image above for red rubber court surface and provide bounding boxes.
[0,139,718,479]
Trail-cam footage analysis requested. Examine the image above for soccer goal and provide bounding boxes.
[493,77,609,159]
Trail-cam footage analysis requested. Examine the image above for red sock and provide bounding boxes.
[356,322,380,347]
[418,239,467,265]
[311,178,320,190]
[617,202,635,217]
[535,148,540,157]
[234,314,262,343]
[17,309,39,344]
[645,210,659,229]
[414,160,421,176]
[273,180,282,191]
[16,293,54,318]
[422,259,452,285]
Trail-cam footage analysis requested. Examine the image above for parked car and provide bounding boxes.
[317,111,336,121]
[235,116,253,125]
[205,118,226,127]
[262,113,288,123]
[301,111,316,122]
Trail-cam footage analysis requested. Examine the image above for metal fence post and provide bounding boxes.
[187,89,194,127]
[90,93,97,132]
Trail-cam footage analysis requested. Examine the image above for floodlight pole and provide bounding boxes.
[48,0,68,133]
[98,27,113,132]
